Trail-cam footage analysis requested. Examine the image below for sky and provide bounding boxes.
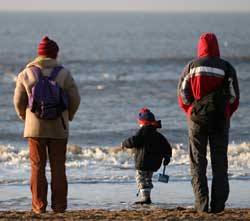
[0,0,249,12]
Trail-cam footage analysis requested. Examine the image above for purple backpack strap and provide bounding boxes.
[49,66,63,80]
[30,66,43,80]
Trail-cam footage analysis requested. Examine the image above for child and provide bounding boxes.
[122,108,172,204]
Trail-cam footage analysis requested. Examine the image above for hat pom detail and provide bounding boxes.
[140,108,150,113]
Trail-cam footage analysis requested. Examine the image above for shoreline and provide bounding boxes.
[1,180,250,211]
[1,208,250,220]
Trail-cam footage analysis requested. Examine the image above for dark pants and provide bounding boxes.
[188,120,229,212]
[28,138,68,213]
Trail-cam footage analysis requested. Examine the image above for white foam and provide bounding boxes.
[1,71,17,83]
[228,142,250,176]
[1,142,250,184]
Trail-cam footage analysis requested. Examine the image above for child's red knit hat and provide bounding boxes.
[138,108,162,128]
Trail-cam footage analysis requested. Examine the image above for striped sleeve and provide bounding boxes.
[226,63,240,117]
[178,63,194,106]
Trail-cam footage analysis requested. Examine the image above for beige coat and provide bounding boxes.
[13,57,81,138]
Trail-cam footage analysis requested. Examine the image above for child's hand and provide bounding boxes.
[163,155,171,166]
[121,142,126,150]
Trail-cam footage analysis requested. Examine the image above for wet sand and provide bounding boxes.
[1,208,250,220]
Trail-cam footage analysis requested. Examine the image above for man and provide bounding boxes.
[177,33,239,213]
[13,36,81,213]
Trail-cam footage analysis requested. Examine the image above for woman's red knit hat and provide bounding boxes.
[37,36,59,59]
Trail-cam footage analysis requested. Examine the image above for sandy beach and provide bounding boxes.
[1,208,250,220]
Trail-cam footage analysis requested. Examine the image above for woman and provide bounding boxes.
[13,36,81,213]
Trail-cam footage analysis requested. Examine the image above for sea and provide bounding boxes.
[0,12,249,211]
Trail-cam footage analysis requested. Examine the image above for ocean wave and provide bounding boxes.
[0,143,249,185]
[1,71,17,83]
[0,55,249,75]
[1,142,250,169]
[64,55,250,66]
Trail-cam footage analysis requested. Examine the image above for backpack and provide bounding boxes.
[29,66,68,121]
[190,73,229,125]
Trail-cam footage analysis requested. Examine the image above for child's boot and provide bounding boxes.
[135,188,152,205]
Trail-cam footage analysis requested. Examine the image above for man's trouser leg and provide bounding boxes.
[209,124,229,213]
[29,138,48,213]
[48,139,68,212]
[188,122,209,212]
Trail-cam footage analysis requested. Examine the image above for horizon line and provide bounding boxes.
[0,9,249,13]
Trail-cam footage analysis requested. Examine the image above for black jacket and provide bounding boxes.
[122,125,172,171]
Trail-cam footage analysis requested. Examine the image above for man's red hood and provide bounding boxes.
[198,33,220,58]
